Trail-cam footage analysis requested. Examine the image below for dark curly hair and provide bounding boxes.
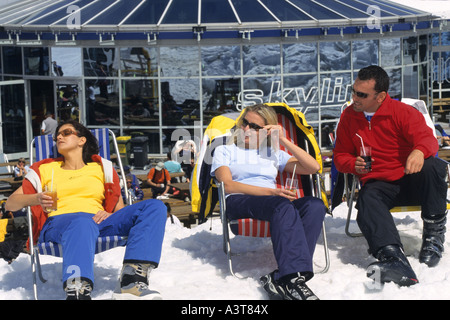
[357,65,389,93]
[54,120,99,164]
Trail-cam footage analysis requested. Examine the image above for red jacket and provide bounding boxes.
[334,95,438,185]
[22,154,121,245]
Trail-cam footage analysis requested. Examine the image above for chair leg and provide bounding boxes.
[316,221,330,274]
[345,175,363,237]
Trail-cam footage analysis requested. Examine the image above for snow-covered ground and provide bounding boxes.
[0,202,449,301]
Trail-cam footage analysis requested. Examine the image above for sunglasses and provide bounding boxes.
[351,87,370,99]
[242,118,263,131]
[53,128,79,141]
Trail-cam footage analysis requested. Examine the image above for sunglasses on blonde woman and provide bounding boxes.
[242,118,263,131]
[53,129,79,141]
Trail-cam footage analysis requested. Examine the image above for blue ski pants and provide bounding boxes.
[38,199,167,286]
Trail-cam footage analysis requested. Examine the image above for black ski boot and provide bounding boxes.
[419,216,446,267]
[367,245,418,287]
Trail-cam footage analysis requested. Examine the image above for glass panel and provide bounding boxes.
[418,35,428,63]
[56,84,79,122]
[403,66,418,98]
[230,0,277,22]
[161,78,200,126]
[24,47,49,76]
[386,68,401,100]
[120,47,158,77]
[241,76,281,110]
[352,40,378,70]
[201,46,240,76]
[287,0,344,19]
[259,0,316,21]
[83,47,119,77]
[380,38,401,67]
[283,43,317,73]
[160,46,199,77]
[85,79,120,126]
[162,0,198,24]
[122,0,169,25]
[319,73,352,115]
[3,46,22,75]
[51,47,82,77]
[403,36,418,64]
[87,0,143,25]
[2,83,26,153]
[243,44,280,75]
[201,0,238,23]
[122,79,159,126]
[202,78,240,124]
[319,41,351,71]
[283,74,319,110]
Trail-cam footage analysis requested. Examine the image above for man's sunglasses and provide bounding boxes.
[53,129,79,141]
[242,118,263,131]
[351,87,370,99]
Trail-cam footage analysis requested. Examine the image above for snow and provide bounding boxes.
[0,202,449,300]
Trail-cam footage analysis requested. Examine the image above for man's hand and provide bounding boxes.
[405,149,424,174]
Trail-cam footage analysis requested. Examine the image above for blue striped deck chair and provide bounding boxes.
[27,128,129,300]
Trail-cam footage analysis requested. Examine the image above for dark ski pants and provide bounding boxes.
[356,157,447,255]
[38,199,167,287]
[226,194,326,279]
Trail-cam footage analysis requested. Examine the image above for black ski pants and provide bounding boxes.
[356,157,447,255]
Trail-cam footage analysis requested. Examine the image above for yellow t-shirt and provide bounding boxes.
[39,161,105,217]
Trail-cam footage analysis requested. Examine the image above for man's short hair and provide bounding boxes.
[357,65,389,93]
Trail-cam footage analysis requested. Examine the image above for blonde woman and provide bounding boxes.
[211,104,326,300]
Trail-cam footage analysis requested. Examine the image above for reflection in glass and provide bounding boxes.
[24,47,49,76]
[201,46,240,76]
[320,41,350,71]
[83,47,119,77]
[283,75,318,109]
[3,47,22,75]
[403,66,418,98]
[85,79,120,126]
[120,47,158,77]
[241,76,280,110]
[386,68,401,99]
[124,129,160,154]
[122,79,159,126]
[352,40,378,70]
[161,78,200,126]
[202,78,240,124]
[2,84,26,153]
[403,36,418,64]
[243,44,280,75]
[380,38,401,67]
[160,47,199,77]
[319,73,352,106]
[283,43,317,73]
[51,47,82,76]
[56,84,79,122]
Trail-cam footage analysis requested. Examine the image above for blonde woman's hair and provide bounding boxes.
[229,104,278,149]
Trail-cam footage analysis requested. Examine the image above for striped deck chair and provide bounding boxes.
[27,128,129,300]
[217,105,330,277]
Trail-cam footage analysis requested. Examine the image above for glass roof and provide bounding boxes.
[0,0,437,37]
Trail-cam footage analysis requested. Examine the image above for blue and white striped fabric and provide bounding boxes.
[37,236,128,257]
[34,134,58,161]
[90,128,110,160]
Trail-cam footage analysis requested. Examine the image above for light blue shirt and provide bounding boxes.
[211,144,292,192]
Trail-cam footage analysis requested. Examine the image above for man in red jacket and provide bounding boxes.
[334,65,447,287]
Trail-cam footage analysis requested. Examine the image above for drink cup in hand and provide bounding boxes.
[44,184,57,211]
[360,146,372,171]
[285,178,298,198]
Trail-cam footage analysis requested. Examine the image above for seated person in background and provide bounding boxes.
[14,158,29,179]
[212,103,326,300]
[164,152,183,183]
[5,120,167,300]
[147,162,170,199]
[122,174,144,203]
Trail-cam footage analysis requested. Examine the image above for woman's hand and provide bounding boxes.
[37,192,55,213]
[92,210,112,224]
[272,187,296,201]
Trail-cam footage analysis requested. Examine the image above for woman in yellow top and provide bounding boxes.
[5,121,166,300]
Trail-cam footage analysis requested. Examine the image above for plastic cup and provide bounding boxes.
[44,184,57,211]
[360,146,372,170]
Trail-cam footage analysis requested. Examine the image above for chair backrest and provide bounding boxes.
[30,128,129,203]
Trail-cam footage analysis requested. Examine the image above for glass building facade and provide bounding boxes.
[0,0,448,161]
